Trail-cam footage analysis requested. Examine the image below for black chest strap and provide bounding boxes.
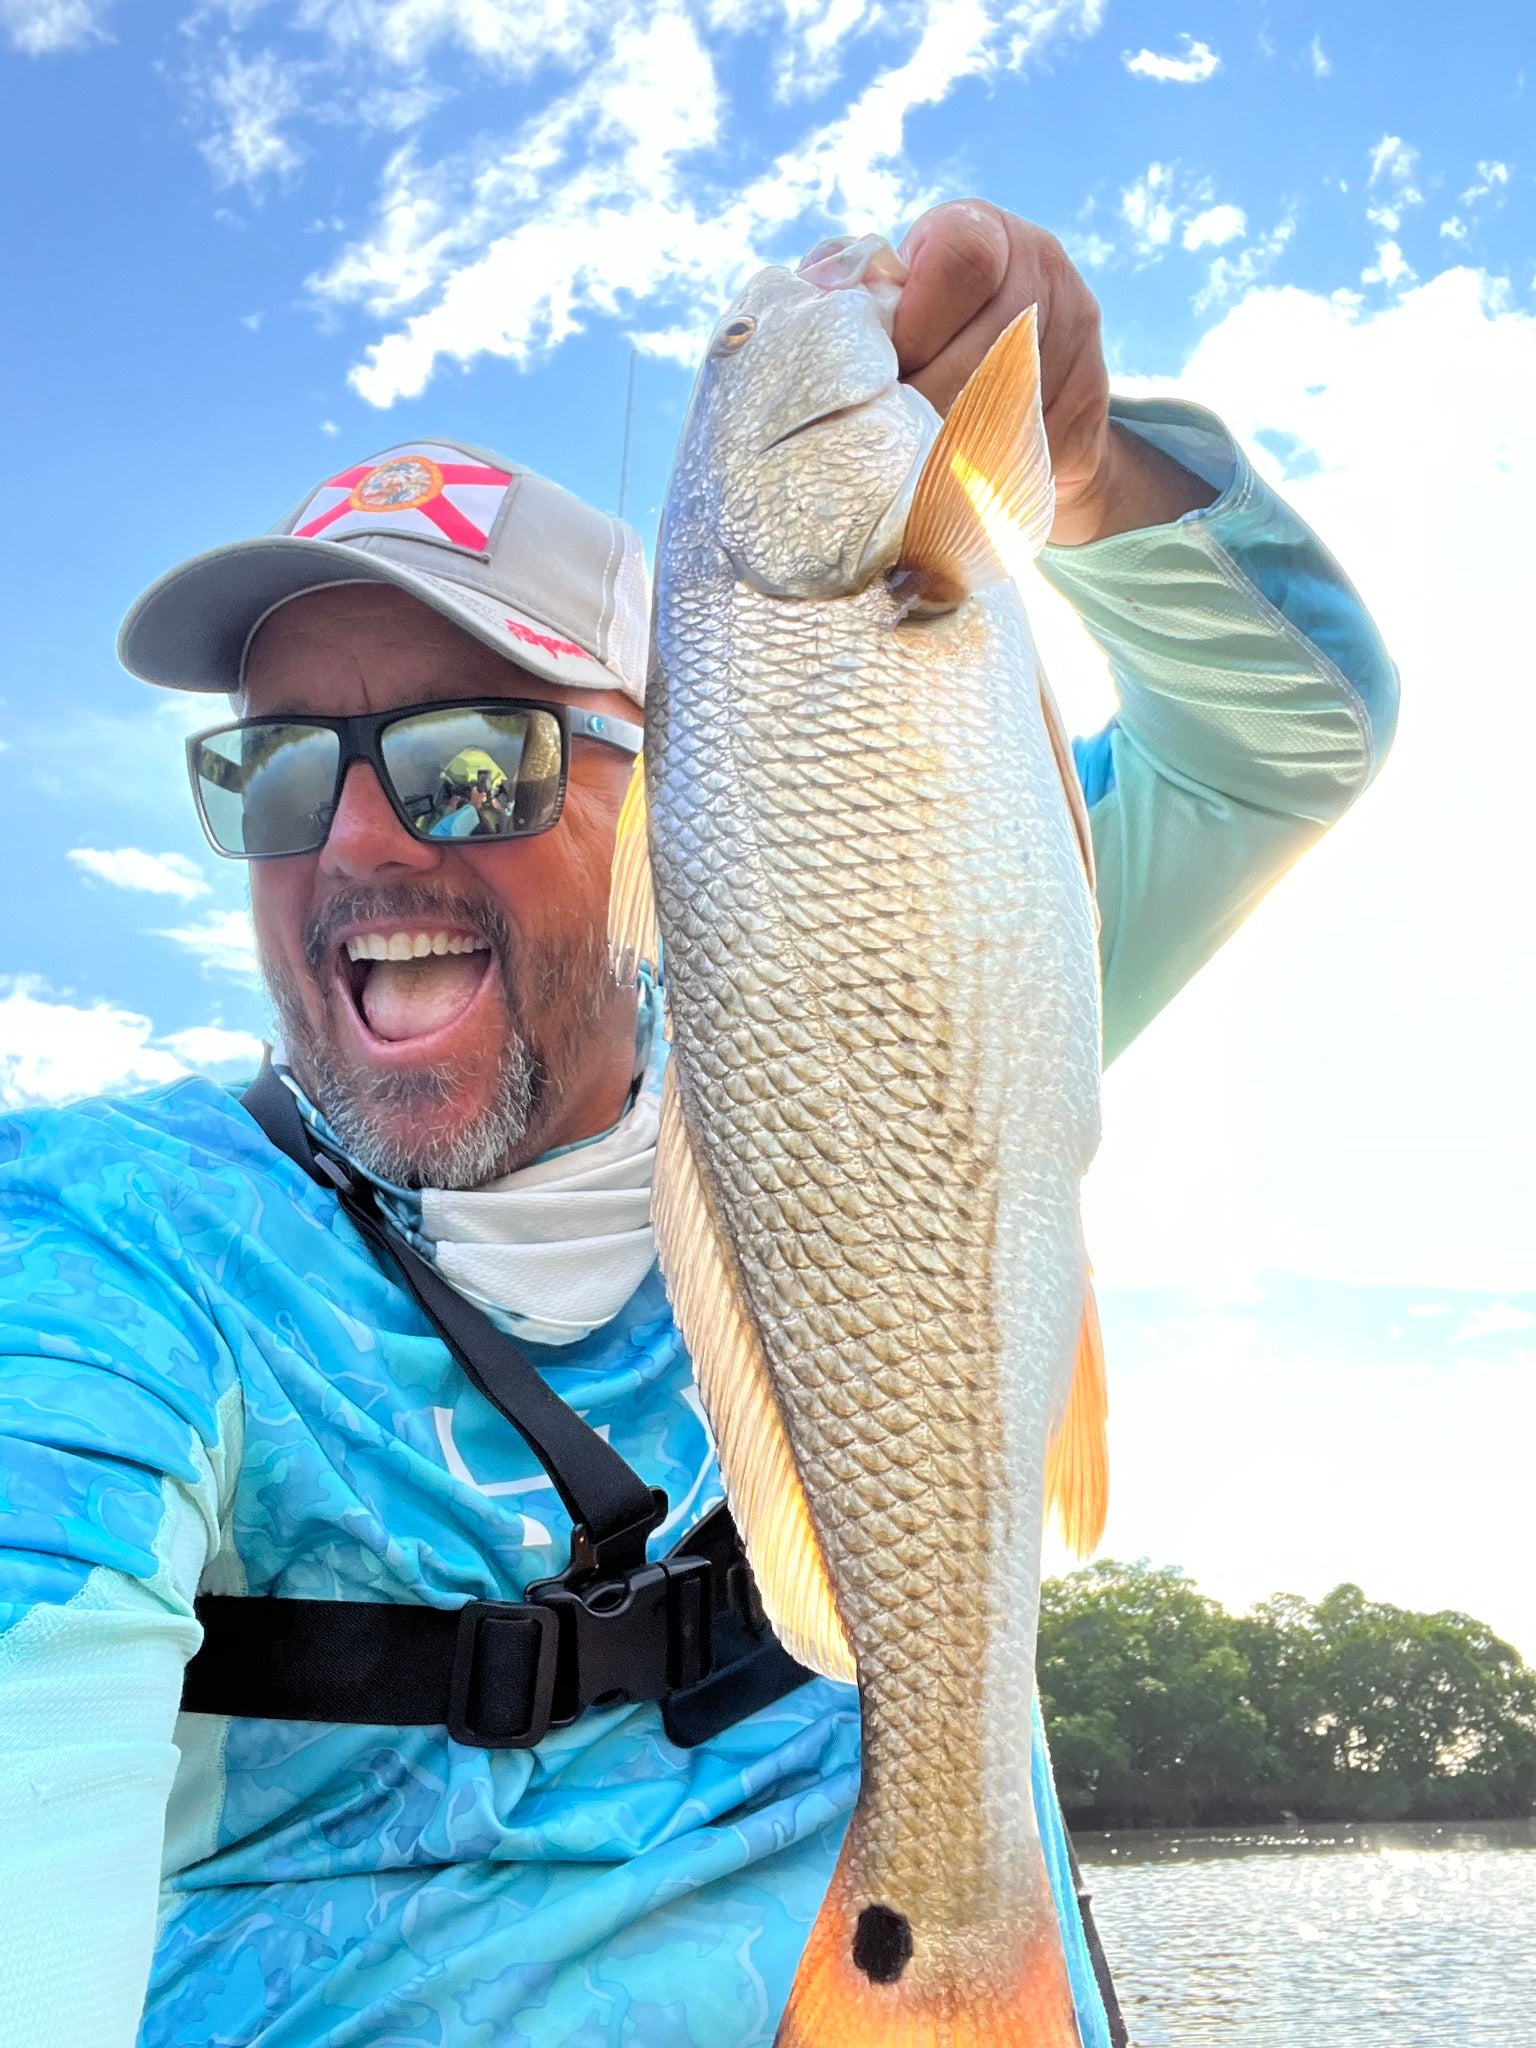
[180,1057,811,1749]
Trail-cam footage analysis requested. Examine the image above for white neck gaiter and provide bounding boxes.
[279,976,664,1348]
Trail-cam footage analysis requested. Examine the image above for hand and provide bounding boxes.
[894,201,1215,546]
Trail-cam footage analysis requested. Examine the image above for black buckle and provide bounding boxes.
[526,1553,714,1729]
[447,1599,559,1750]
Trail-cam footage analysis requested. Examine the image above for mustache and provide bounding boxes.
[303,883,514,978]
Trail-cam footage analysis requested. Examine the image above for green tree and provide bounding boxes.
[1039,1562,1536,1828]
[1038,1560,1272,1826]
[1238,1584,1536,1821]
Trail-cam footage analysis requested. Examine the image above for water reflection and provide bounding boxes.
[1078,1819,1536,2045]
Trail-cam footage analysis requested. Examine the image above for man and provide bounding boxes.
[0,204,1396,2047]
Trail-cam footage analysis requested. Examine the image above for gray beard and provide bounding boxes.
[287,1025,537,1190]
[262,883,612,1191]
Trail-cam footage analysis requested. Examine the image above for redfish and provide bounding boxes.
[611,237,1108,2047]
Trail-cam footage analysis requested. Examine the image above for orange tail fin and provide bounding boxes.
[777,1847,1081,2048]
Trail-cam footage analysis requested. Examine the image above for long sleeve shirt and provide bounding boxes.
[0,400,1396,2048]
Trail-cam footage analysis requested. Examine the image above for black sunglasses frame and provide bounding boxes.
[186,697,644,862]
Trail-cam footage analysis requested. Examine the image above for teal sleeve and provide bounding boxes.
[1040,397,1399,1065]
[0,1108,235,2046]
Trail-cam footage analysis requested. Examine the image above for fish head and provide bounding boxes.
[668,249,938,601]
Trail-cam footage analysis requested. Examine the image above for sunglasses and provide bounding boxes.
[186,698,643,860]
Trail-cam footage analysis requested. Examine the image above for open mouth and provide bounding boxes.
[339,928,496,1048]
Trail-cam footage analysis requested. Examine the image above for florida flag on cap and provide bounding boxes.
[291,442,513,556]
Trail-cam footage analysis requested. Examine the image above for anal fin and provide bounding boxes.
[654,1063,855,1684]
[1045,1267,1109,1558]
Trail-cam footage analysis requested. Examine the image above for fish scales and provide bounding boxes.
[644,260,1102,2043]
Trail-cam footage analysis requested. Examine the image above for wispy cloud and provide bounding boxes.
[307,0,1107,405]
[68,847,211,901]
[0,976,258,1108]
[196,44,307,190]
[0,0,110,55]
[1306,34,1330,78]
[1463,158,1511,206]
[1122,34,1220,85]
[1192,212,1294,311]
[1119,161,1179,254]
[1363,133,1423,288]
[156,909,260,983]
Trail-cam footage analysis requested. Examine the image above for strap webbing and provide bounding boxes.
[241,1058,660,1568]
[202,1055,815,1751]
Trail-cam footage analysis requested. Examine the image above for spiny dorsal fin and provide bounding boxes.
[894,303,1055,610]
[607,754,659,987]
[653,1064,855,1683]
[1045,1267,1109,1558]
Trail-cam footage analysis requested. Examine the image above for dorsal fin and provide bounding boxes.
[893,303,1055,610]
[607,754,659,986]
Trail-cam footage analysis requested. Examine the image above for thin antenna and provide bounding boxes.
[617,345,638,521]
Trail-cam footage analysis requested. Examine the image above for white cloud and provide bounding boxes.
[1307,33,1330,77]
[1123,34,1219,84]
[0,0,109,54]
[1463,159,1511,206]
[1368,134,1420,191]
[1193,213,1294,311]
[1361,237,1413,288]
[1028,263,1536,1306]
[0,979,257,1108]
[68,847,211,902]
[320,418,341,435]
[1182,202,1245,251]
[156,910,261,983]
[198,45,306,190]
[1119,161,1177,254]
[1440,215,1468,242]
[303,0,1106,404]
[158,1024,266,1070]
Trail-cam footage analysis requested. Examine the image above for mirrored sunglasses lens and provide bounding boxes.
[192,724,341,857]
[382,707,564,842]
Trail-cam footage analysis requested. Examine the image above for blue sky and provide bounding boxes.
[3,0,1535,1647]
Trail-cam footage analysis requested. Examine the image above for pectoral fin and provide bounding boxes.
[1045,1267,1109,1558]
[607,755,660,987]
[654,1064,856,1683]
[893,303,1055,611]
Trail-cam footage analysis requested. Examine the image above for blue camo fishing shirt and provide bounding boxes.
[0,401,1397,2048]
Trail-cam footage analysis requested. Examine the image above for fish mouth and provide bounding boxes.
[761,388,893,454]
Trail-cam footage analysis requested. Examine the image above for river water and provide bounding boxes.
[1076,1818,1536,2046]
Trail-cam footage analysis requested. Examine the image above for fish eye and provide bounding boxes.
[714,315,757,355]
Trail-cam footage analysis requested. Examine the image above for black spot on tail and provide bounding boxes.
[852,1904,913,1984]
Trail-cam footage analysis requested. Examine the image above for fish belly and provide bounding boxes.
[651,573,1100,2042]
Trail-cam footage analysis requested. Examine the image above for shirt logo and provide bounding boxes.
[292,444,514,554]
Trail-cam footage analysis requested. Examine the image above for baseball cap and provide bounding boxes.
[118,440,650,707]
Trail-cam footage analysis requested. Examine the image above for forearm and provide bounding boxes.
[1052,419,1218,545]
[1048,398,1398,1060]
[0,1587,198,2047]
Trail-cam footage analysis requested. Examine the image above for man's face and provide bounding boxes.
[243,583,640,1188]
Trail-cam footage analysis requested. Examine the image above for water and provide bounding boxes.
[1076,1818,1536,2046]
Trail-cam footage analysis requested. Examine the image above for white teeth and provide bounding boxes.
[344,932,489,962]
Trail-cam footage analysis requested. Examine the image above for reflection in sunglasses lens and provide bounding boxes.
[382,708,563,842]
[195,724,340,856]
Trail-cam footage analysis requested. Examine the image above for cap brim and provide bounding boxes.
[117,536,634,701]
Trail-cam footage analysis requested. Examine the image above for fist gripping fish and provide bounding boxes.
[610,237,1109,2047]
